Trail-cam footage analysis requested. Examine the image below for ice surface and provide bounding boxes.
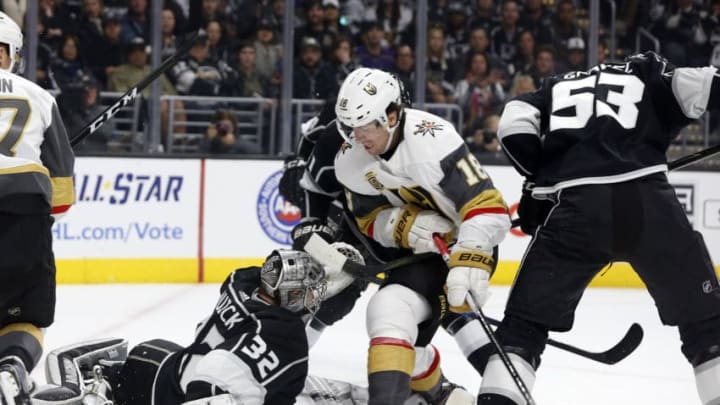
[38,284,698,404]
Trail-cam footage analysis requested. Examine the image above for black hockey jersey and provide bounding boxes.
[177,267,309,405]
[294,98,346,219]
[498,51,715,194]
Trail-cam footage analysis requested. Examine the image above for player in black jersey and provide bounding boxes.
[29,247,362,405]
[484,52,720,404]
[278,98,374,347]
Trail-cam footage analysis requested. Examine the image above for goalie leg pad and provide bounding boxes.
[44,338,127,391]
[116,339,184,405]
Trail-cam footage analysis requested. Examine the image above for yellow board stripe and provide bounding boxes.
[56,258,199,283]
[56,259,720,287]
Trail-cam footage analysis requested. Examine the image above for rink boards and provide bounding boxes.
[53,157,720,286]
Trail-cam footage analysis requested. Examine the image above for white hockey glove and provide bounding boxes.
[375,205,454,254]
[445,247,494,312]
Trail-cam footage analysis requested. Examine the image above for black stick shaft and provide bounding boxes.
[668,143,720,170]
[433,235,536,405]
[69,32,199,147]
[511,145,720,229]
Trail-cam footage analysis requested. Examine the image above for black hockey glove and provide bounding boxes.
[517,181,554,235]
[291,217,336,251]
[278,156,307,207]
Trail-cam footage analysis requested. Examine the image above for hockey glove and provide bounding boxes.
[517,180,554,235]
[324,242,365,299]
[445,249,494,312]
[291,217,336,251]
[377,205,454,253]
[278,155,307,207]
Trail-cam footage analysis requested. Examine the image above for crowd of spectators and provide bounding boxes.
[6,0,720,155]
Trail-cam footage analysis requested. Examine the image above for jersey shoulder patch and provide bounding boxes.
[334,141,382,196]
[401,109,464,162]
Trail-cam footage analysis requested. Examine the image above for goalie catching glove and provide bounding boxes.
[445,243,494,312]
[374,205,454,253]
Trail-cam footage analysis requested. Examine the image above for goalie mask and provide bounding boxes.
[260,250,327,314]
[0,12,22,73]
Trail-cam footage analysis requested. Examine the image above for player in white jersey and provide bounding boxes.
[332,67,511,404]
[0,12,75,405]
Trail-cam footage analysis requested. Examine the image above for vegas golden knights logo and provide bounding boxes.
[363,83,377,95]
[365,171,384,191]
[413,120,443,137]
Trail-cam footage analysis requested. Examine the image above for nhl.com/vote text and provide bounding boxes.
[52,222,183,242]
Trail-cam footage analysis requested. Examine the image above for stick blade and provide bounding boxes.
[592,322,644,365]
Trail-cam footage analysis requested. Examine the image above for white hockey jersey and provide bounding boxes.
[335,108,509,250]
[0,69,74,215]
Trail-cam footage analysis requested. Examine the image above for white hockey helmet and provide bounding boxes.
[335,68,404,148]
[260,250,327,314]
[0,12,22,72]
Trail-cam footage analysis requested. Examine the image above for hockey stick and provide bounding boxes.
[667,143,720,171]
[302,233,435,281]
[306,232,641,365]
[432,235,536,405]
[69,31,200,147]
[484,317,643,365]
[511,145,720,229]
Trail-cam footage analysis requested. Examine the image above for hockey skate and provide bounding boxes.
[0,357,33,405]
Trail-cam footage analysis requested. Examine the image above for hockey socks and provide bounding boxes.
[410,345,441,394]
[695,354,720,405]
[444,313,493,374]
[367,337,414,404]
[477,352,536,405]
[0,323,43,372]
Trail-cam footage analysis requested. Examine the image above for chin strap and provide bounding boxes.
[381,110,404,154]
